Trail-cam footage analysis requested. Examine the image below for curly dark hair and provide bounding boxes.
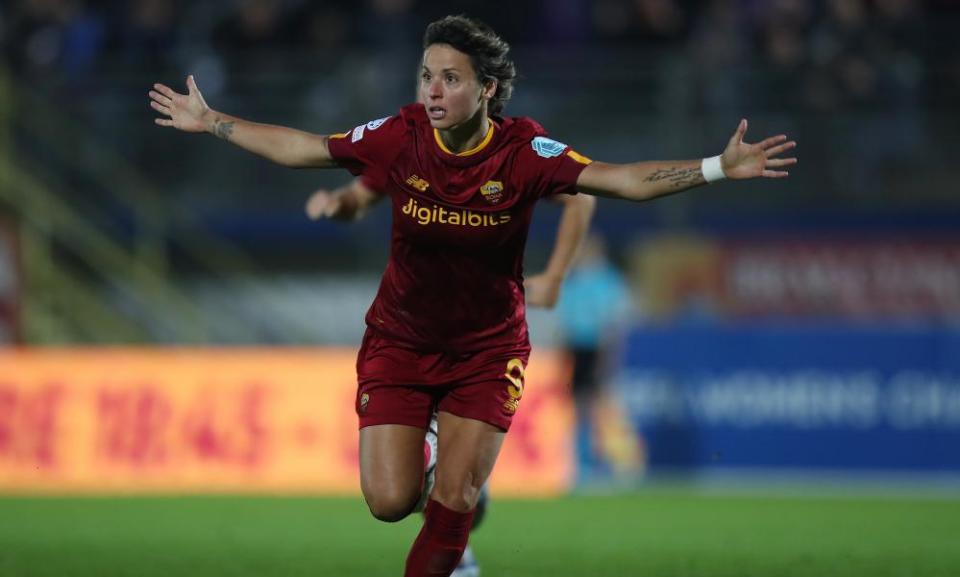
[423,15,517,115]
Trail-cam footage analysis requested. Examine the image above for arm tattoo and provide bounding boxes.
[642,166,704,189]
[213,118,235,140]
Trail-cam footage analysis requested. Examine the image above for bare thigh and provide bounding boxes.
[359,423,427,522]
[431,411,506,513]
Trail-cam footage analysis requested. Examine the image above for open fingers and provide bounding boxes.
[150,100,171,116]
[762,169,790,178]
[152,83,179,99]
[765,157,797,168]
[148,90,173,107]
[758,134,788,150]
[764,140,796,158]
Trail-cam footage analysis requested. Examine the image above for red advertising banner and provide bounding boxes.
[635,237,960,320]
[720,240,960,318]
[0,348,573,495]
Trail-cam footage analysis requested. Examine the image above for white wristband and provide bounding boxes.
[701,155,726,183]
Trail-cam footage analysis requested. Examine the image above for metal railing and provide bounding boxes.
[0,65,321,344]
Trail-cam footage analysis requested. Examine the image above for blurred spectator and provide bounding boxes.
[110,0,181,75]
[357,0,421,49]
[688,0,750,114]
[804,0,925,197]
[3,0,106,86]
[543,0,592,44]
[212,0,294,87]
[755,0,814,112]
[287,1,354,123]
[213,0,288,52]
[288,0,352,61]
[593,0,689,47]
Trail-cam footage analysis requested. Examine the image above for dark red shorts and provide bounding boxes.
[355,329,531,431]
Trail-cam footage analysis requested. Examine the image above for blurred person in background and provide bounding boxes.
[555,233,643,488]
[2,0,106,87]
[149,13,795,577]
[112,0,181,75]
[212,0,291,76]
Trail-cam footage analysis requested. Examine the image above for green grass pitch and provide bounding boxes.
[1,491,958,576]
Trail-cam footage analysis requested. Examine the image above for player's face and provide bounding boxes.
[419,43,494,130]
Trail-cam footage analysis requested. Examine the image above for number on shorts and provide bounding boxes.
[504,358,525,400]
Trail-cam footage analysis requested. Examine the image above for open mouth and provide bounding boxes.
[427,106,446,120]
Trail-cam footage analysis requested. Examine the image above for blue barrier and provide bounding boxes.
[617,324,960,472]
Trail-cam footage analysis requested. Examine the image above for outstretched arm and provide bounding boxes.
[525,193,596,309]
[149,75,337,168]
[305,178,384,222]
[576,119,797,201]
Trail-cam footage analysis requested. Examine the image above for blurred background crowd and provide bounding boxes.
[0,0,958,345]
[2,0,959,492]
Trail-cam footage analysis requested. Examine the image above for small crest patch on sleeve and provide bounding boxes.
[531,136,568,158]
[351,124,365,143]
[366,117,389,130]
[350,116,390,143]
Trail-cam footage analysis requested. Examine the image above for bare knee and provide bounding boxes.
[358,423,429,523]
[432,474,482,513]
[363,485,420,522]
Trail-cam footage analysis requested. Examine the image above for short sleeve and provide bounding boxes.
[327,114,406,189]
[521,135,593,198]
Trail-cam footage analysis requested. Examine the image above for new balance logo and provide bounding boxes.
[405,175,430,192]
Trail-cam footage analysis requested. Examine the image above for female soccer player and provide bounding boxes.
[306,173,573,577]
[149,15,796,577]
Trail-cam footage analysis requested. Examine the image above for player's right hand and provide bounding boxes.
[305,190,341,220]
[149,75,211,133]
[524,272,563,309]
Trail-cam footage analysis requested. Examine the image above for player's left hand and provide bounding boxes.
[305,189,341,220]
[720,119,797,180]
[150,75,211,133]
[524,273,562,309]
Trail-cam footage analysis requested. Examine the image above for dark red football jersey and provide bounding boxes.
[327,103,592,353]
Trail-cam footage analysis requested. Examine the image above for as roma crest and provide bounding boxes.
[480,180,504,204]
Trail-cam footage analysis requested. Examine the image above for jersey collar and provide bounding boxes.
[433,121,496,157]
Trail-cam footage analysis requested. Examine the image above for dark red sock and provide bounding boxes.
[404,499,475,577]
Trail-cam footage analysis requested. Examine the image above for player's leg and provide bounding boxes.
[571,347,600,486]
[419,413,484,577]
[355,334,437,523]
[450,480,487,577]
[422,413,488,577]
[452,544,480,577]
[433,411,504,511]
[470,482,489,530]
[359,423,429,522]
[415,414,440,513]
[404,412,506,577]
